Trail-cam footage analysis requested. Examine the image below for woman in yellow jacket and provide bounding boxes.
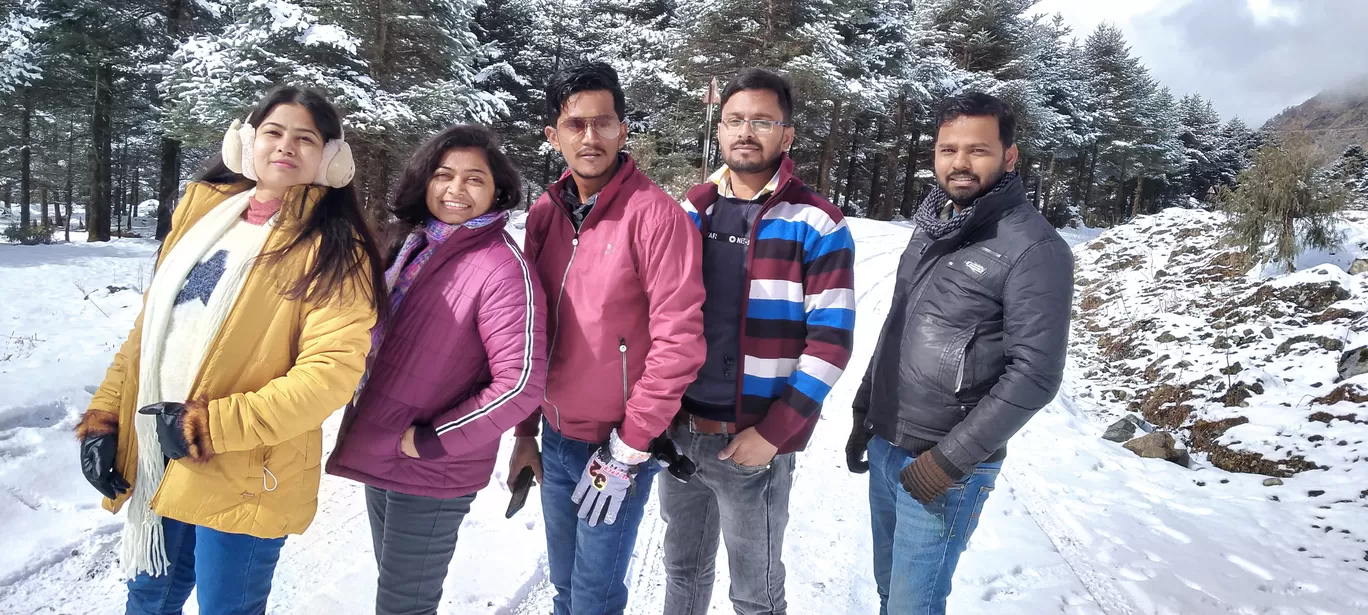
[74,86,385,615]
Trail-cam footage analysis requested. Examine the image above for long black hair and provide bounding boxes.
[385,124,523,269]
[194,86,387,316]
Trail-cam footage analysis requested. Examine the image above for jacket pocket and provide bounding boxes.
[941,328,975,405]
[943,248,1010,298]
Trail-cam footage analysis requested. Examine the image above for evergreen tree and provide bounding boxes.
[1329,144,1368,207]
[0,0,46,233]
[1221,140,1349,273]
[1176,93,1224,203]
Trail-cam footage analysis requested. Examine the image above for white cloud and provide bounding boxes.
[1029,0,1365,126]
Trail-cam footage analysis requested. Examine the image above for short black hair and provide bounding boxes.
[545,61,626,127]
[935,92,1016,148]
[720,68,794,123]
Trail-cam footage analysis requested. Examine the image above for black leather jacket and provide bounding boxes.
[854,176,1074,478]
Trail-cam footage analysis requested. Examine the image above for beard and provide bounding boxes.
[938,166,1007,207]
[723,140,780,175]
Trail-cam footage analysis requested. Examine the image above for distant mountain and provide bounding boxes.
[1263,77,1368,164]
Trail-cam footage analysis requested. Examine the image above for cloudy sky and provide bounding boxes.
[1033,0,1368,126]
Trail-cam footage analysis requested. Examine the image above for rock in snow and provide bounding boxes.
[1337,346,1368,382]
[1123,431,1190,468]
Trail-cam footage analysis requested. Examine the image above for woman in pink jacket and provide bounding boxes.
[326,124,548,615]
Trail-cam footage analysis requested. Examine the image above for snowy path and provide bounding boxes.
[4,218,1368,613]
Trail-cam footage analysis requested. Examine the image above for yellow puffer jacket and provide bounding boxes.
[82,181,376,538]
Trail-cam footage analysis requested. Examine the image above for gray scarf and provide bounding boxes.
[914,171,1018,239]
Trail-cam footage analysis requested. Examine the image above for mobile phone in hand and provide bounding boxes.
[505,466,536,519]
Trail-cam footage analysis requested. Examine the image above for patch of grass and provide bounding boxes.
[1311,385,1368,408]
[1140,383,1196,429]
[1308,308,1365,324]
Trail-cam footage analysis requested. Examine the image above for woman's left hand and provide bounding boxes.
[400,426,421,458]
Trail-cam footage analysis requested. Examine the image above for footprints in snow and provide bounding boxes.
[0,401,71,462]
[0,401,67,433]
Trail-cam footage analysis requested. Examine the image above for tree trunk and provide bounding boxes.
[1071,152,1086,218]
[878,94,907,220]
[66,124,75,240]
[88,61,114,242]
[866,114,888,216]
[155,0,186,242]
[1033,153,1053,211]
[840,115,865,215]
[899,129,922,219]
[1083,143,1099,224]
[817,98,843,195]
[1041,154,1058,224]
[132,164,140,226]
[1131,176,1144,219]
[41,185,49,228]
[3,182,10,213]
[1114,163,1130,224]
[116,139,127,239]
[20,87,33,232]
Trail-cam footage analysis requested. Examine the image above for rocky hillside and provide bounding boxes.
[1069,208,1368,559]
[1264,79,1368,163]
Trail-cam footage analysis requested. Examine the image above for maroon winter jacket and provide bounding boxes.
[327,214,548,499]
[515,155,706,451]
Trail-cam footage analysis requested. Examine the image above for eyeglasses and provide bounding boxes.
[557,116,624,140]
[721,118,791,134]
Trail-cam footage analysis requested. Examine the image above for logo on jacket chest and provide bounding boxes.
[964,259,986,276]
[706,231,749,246]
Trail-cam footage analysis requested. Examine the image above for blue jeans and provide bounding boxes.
[541,420,660,615]
[125,516,287,615]
[867,436,1000,615]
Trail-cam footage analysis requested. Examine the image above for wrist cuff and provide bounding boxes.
[609,429,650,465]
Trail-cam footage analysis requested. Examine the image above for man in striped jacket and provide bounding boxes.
[660,68,856,615]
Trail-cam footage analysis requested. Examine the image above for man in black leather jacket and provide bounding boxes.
[848,92,1074,615]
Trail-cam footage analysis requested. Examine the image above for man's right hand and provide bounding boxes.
[846,413,875,474]
[507,436,543,490]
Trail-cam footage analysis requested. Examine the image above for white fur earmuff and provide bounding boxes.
[221,119,259,181]
[219,118,355,188]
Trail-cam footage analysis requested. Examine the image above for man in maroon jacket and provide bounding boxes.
[507,61,706,615]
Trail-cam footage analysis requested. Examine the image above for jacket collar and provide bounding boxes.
[932,173,1027,245]
[546,154,640,229]
[429,211,508,261]
[686,154,802,217]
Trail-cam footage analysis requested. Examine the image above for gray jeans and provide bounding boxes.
[659,426,796,615]
[365,486,477,615]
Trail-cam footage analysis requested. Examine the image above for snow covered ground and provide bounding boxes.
[3,210,1368,613]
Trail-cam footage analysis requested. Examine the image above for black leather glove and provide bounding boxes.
[650,435,697,483]
[138,401,214,462]
[846,412,875,474]
[80,432,130,500]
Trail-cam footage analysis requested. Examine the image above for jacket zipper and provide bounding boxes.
[544,231,578,433]
[542,191,586,434]
[619,337,629,408]
[866,236,939,410]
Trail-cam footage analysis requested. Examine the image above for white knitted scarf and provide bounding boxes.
[121,189,274,578]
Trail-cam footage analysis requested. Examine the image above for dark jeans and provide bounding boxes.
[867,436,1000,615]
[366,486,478,615]
[659,426,795,615]
[541,420,660,615]
[124,516,286,615]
